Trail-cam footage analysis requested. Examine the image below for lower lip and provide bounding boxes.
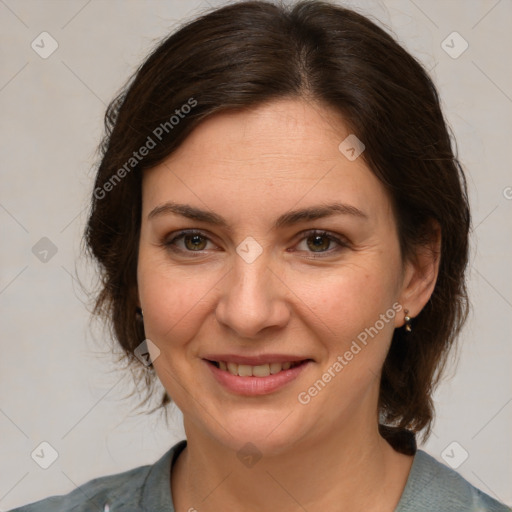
[204,360,311,396]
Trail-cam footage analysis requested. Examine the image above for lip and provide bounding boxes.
[203,358,312,396]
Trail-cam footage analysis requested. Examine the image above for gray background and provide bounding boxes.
[1,0,511,509]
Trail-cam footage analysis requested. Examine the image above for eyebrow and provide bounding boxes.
[148,201,368,228]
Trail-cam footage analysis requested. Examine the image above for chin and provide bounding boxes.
[200,408,313,457]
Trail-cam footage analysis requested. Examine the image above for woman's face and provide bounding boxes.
[137,98,415,454]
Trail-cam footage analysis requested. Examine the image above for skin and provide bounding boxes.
[137,98,440,512]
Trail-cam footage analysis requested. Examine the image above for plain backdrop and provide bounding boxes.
[1,0,511,509]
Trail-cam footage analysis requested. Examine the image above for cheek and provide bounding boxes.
[136,254,220,349]
[300,264,398,332]
[298,271,400,401]
[293,259,401,383]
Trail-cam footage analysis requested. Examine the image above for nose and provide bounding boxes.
[214,250,291,339]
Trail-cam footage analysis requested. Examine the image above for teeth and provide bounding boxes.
[252,364,270,377]
[238,364,252,377]
[220,361,300,377]
[269,362,282,374]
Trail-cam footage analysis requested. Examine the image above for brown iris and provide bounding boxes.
[307,234,330,252]
[184,234,207,251]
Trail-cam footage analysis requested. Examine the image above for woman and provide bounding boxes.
[11,1,510,511]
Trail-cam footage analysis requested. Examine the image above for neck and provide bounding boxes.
[171,416,414,512]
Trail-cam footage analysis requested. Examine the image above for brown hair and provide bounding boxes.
[85,0,470,446]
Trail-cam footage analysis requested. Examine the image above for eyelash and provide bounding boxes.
[162,229,349,258]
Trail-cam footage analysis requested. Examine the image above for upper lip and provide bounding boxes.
[202,354,313,365]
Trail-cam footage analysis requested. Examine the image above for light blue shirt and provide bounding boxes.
[9,439,510,511]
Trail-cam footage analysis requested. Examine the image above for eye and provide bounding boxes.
[294,230,348,256]
[164,230,216,254]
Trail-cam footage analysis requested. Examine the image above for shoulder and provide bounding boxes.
[8,440,185,512]
[8,464,151,512]
[396,449,511,512]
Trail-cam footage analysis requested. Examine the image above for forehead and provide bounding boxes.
[168,98,350,170]
[142,98,393,223]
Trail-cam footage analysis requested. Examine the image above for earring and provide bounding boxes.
[404,309,412,332]
[136,307,144,318]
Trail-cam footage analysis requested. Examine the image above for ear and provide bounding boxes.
[395,221,441,328]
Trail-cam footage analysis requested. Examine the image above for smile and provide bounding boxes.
[204,358,312,395]
[207,360,304,377]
